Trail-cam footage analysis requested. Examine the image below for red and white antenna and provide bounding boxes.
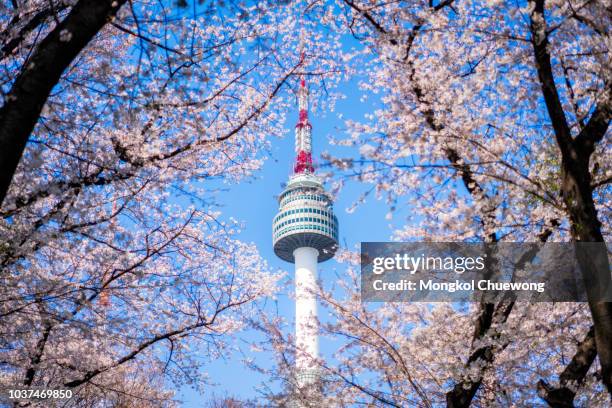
[293,34,314,174]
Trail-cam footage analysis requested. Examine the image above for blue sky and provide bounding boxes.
[176,71,401,405]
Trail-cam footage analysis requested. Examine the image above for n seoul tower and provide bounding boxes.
[272,72,339,389]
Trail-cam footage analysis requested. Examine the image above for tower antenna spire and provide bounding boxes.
[294,33,314,174]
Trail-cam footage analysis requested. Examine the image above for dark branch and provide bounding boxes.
[529,0,573,155]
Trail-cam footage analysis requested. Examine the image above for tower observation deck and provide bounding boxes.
[272,74,338,394]
[272,172,339,263]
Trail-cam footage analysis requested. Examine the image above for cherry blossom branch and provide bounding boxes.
[62,295,253,388]
[2,56,296,224]
[111,59,299,166]
[566,0,606,37]
[0,4,67,62]
[0,0,128,207]
[323,296,434,407]
[447,220,560,407]
[537,325,597,408]
[109,21,189,58]
[13,213,195,386]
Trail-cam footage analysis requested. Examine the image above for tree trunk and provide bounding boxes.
[529,0,612,394]
[561,151,612,393]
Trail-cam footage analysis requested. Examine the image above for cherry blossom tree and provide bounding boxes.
[313,0,610,406]
[0,0,347,405]
[245,0,610,407]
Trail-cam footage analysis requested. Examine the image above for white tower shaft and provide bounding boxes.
[293,246,319,386]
